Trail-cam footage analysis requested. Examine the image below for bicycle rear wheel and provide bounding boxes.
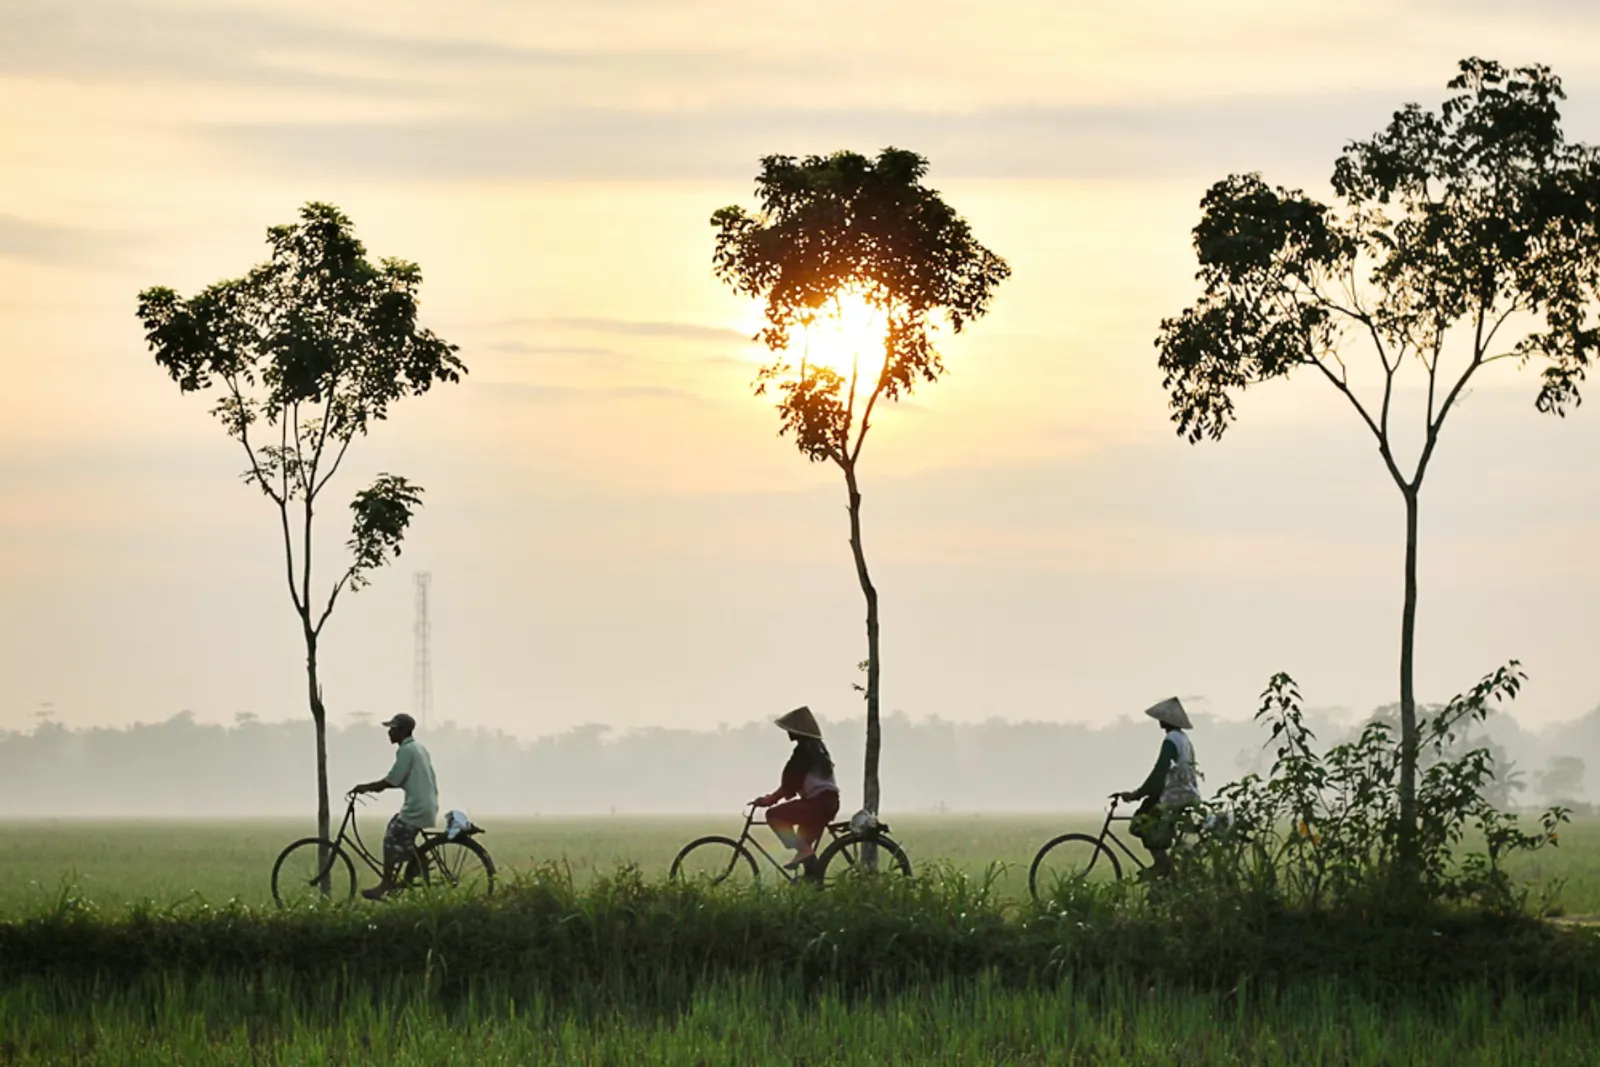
[669,836,759,887]
[271,837,357,909]
[404,836,497,896]
[1028,833,1123,903]
[816,833,912,885]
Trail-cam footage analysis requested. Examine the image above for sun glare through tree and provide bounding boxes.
[790,290,893,390]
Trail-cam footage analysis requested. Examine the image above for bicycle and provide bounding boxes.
[670,804,912,887]
[270,791,496,908]
[1027,795,1149,902]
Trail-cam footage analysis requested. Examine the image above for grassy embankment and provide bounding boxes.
[5,817,1600,1064]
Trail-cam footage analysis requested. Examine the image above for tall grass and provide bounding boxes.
[7,866,1600,1064]
[6,864,1599,1004]
[4,969,1596,1066]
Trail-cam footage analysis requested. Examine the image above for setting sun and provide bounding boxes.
[736,290,893,387]
[795,292,890,385]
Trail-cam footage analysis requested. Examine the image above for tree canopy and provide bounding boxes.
[713,147,1010,465]
[138,202,464,626]
[1159,59,1600,451]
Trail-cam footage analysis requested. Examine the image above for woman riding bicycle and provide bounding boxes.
[752,706,840,876]
[1118,697,1201,877]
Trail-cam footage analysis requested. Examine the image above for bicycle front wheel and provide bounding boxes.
[407,836,497,897]
[271,837,357,909]
[669,836,759,887]
[817,833,913,885]
[1028,833,1123,903]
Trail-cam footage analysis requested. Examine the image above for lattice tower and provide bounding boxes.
[412,571,433,729]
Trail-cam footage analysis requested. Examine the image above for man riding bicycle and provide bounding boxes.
[349,713,438,901]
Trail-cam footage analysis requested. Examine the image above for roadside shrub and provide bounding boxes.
[6,861,1600,1007]
[1174,662,1570,916]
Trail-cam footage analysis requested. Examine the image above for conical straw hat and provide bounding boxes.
[774,705,823,739]
[1144,697,1193,730]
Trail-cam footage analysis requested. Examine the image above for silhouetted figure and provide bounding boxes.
[752,706,840,878]
[1120,698,1200,878]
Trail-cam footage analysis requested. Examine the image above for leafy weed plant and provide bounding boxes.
[1175,662,1570,916]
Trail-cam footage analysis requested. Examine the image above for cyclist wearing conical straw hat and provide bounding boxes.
[752,706,841,878]
[1118,697,1201,878]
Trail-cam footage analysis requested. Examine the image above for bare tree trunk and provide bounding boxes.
[1396,486,1421,888]
[843,461,882,834]
[306,635,332,893]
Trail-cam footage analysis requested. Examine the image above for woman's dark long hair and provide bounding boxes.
[788,735,834,778]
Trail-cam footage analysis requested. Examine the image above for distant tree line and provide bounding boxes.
[2,703,1589,819]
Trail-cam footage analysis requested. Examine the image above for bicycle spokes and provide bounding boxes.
[406,840,495,894]
[671,838,759,886]
[434,847,469,886]
[271,838,356,909]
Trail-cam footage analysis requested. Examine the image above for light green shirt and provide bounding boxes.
[385,737,438,829]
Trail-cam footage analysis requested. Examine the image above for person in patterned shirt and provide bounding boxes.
[350,713,438,901]
[1119,697,1201,878]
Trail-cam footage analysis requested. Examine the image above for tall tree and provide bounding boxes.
[712,148,1010,820]
[1155,58,1600,884]
[1537,755,1587,806]
[137,202,464,853]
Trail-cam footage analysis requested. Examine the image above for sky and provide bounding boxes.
[2,0,1600,743]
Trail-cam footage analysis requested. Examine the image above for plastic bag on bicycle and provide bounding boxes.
[445,809,479,840]
[849,809,881,834]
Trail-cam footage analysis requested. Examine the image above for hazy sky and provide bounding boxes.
[3,0,1600,739]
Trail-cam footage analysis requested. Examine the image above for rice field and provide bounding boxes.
[4,813,1598,916]
[7,815,1600,1065]
[5,971,1598,1066]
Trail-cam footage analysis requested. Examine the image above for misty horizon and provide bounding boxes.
[7,696,1596,819]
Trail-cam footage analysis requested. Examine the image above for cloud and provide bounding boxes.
[460,320,754,376]
[1426,0,1600,16]
[0,2,734,97]
[0,214,125,268]
[484,341,626,359]
[469,381,699,405]
[198,92,1430,183]
[489,316,752,343]
[18,3,1600,187]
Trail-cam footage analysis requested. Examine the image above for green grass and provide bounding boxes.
[4,971,1597,1066]
[8,815,1600,1064]
[9,859,1599,995]
[5,813,1598,916]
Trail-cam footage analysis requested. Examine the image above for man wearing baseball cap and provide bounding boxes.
[350,712,438,900]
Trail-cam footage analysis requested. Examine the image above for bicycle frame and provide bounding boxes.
[330,793,439,879]
[1093,797,1149,872]
[731,804,850,882]
[331,795,388,877]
